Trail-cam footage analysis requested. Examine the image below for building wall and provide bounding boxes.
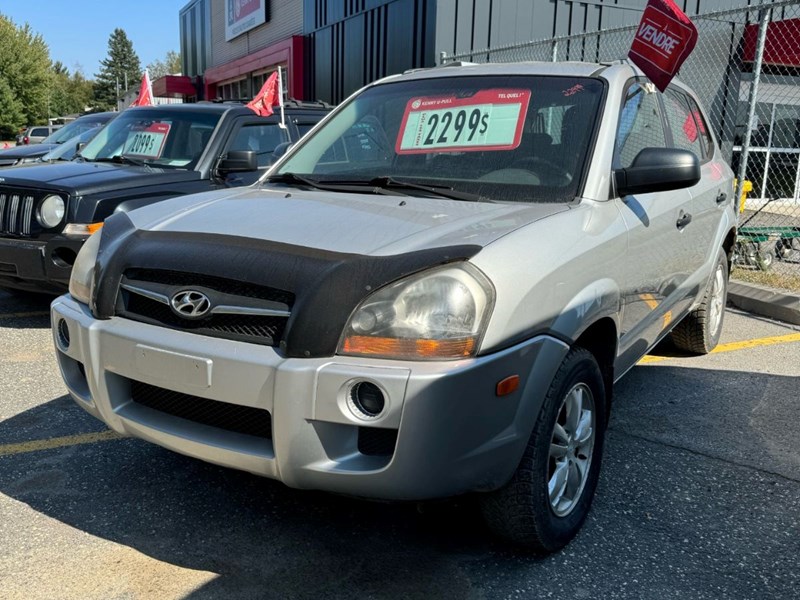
[180,0,212,78]
[180,0,306,101]
[303,0,436,104]
[210,0,304,68]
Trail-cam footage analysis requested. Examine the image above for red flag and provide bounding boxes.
[130,70,153,107]
[246,71,280,117]
[628,0,698,92]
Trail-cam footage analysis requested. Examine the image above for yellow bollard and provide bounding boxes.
[734,179,753,213]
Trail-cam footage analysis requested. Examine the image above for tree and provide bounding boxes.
[147,50,182,80]
[0,13,52,138]
[50,63,95,117]
[94,28,142,110]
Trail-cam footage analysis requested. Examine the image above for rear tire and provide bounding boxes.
[480,347,606,553]
[670,247,728,354]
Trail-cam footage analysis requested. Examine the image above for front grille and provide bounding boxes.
[123,293,287,345]
[126,269,294,305]
[0,190,37,236]
[118,269,294,346]
[357,427,398,456]
[130,380,273,439]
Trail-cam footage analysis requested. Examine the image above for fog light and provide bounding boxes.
[57,318,70,351]
[349,381,386,419]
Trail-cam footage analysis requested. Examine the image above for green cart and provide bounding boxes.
[734,226,800,271]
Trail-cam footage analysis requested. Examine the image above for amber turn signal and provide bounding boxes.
[341,335,476,359]
[495,375,520,396]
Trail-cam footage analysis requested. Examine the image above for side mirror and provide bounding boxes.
[272,141,294,159]
[218,150,258,173]
[614,148,700,197]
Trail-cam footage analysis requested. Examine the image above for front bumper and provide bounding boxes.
[51,294,569,500]
[0,235,84,293]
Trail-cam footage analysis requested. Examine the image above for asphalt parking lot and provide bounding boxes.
[1,289,798,600]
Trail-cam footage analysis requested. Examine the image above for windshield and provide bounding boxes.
[43,117,108,145]
[42,129,100,161]
[79,109,222,169]
[275,75,604,203]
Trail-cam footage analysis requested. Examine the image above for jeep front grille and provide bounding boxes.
[0,192,36,236]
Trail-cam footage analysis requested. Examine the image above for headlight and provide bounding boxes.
[339,263,494,360]
[37,194,66,228]
[68,230,102,305]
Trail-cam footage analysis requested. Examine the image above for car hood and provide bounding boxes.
[128,186,571,255]
[0,144,56,164]
[0,161,201,194]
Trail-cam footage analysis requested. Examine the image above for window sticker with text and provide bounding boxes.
[123,123,172,159]
[395,89,531,154]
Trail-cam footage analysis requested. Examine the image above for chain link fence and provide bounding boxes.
[442,0,800,292]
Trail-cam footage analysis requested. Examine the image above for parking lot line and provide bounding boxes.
[0,430,120,457]
[640,331,800,364]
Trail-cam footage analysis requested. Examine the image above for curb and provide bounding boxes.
[728,280,800,326]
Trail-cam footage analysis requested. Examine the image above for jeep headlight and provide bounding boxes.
[37,194,66,228]
[339,264,494,360]
[68,230,102,305]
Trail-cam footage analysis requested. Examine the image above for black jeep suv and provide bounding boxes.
[0,100,330,293]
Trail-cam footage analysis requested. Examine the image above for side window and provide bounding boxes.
[615,83,667,168]
[295,123,318,137]
[32,127,50,137]
[663,90,705,160]
[229,123,290,167]
[684,95,714,158]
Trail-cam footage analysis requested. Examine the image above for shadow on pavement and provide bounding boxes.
[1,365,798,598]
[0,290,53,330]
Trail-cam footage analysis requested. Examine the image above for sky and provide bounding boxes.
[0,0,188,78]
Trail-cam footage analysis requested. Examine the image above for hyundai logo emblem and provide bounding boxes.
[170,290,212,319]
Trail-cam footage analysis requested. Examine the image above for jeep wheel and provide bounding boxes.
[670,247,728,354]
[480,347,606,553]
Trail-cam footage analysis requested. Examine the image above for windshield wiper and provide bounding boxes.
[265,172,330,190]
[267,173,487,202]
[364,176,487,202]
[92,155,154,170]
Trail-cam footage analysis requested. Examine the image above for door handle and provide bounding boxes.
[676,212,692,229]
[716,192,728,204]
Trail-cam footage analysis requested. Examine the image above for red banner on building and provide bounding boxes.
[628,0,698,92]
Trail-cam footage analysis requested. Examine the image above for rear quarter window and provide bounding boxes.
[663,90,706,161]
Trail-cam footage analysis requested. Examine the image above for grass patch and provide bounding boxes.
[732,267,800,294]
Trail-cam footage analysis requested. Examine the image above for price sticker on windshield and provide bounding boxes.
[396,89,531,154]
[122,123,171,159]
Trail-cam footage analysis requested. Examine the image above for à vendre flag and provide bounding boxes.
[130,70,153,107]
[246,71,281,117]
[628,0,698,92]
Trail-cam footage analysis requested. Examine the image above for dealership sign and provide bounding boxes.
[628,0,698,92]
[225,0,270,41]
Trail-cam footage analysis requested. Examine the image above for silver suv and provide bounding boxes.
[17,124,61,145]
[51,61,736,552]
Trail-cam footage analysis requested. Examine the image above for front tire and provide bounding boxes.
[480,348,606,553]
[670,247,728,354]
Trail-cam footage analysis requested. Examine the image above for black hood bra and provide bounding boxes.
[92,212,482,358]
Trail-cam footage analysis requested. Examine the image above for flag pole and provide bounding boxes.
[278,67,286,129]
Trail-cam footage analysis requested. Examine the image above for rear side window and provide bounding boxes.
[31,127,50,137]
[662,90,705,160]
[684,95,714,158]
[615,83,667,168]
